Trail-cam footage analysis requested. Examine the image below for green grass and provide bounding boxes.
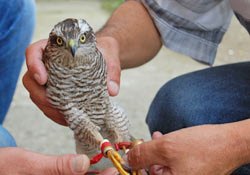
[101,0,123,13]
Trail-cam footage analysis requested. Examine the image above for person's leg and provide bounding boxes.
[0,0,36,124]
[0,125,16,148]
[146,62,250,175]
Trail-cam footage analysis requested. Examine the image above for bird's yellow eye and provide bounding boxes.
[80,34,86,43]
[56,37,63,46]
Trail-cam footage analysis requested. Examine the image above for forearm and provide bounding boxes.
[226,119,250,171]
[229,0,250,20]
[96,0,162,69]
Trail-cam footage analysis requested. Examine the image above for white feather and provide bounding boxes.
[78,19,90,33]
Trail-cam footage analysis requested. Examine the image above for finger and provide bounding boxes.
[23,71,50,107]
[152,131,163,140]
[98,167,118,175]
[25,39,48,85]
[39,154,90,175]
[23,71,67,126]
[106,57,121,97]
[32,100,67,126]
[97,37,121,96]
[162,167,172,175]
[140,169,149,175]
[127,139,166,169]
[3,148,90,175]
[149,165,163,175]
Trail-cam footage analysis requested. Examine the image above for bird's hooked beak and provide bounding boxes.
[68,39,77,57]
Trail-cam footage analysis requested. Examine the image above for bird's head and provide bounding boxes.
[46,18,97,59]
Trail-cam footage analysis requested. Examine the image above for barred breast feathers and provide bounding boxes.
[43,20,131,154]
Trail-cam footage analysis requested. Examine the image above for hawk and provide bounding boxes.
[43,18,131,157]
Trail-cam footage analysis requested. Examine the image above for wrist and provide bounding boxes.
[96,36,120,53]
[225,120,250,170]
[96,36,121,68]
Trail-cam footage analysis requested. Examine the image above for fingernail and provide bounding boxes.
[110,168,119,175]
[71,155,86,173]
[108,81,119,95]
[123,154,128,164]
[34,73,41,84]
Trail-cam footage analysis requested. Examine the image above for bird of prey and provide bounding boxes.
[43,18,131,157]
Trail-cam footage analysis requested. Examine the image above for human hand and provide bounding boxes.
[0,147,90,175]
[98,167,118,175]
[127,125,246,175]
[23,39,67,126]
[23,37,121,125]
[96,36,121,96]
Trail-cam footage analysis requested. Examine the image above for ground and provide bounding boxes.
[3,0,250,157]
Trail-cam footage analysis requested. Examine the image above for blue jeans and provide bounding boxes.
[146,62,250,175]
[0,126,16,148]
[0,0,36,124]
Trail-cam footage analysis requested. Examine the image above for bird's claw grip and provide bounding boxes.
[96,139,145,175]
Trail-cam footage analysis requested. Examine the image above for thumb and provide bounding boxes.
[97,36,121,96]
[2,148,90,175]
[127,138,164,170]
[99,167,118,175]
[25,39,48,85]
[152,131,163,140]
[38,154,90,175]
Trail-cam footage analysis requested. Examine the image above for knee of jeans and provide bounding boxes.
[0,126,16,148]
[14,0,36,44]
[0,0,35,58]
[146,75,204,134]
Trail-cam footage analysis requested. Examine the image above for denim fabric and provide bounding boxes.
[0,125,16,148]
[0,0,36,124]
[146,62,250,174]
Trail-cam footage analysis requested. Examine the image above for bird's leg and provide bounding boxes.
[105,103,131,143]
[63,108,104,149]
[105,116,124,143]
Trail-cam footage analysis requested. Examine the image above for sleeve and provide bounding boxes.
[138,0,233,65]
